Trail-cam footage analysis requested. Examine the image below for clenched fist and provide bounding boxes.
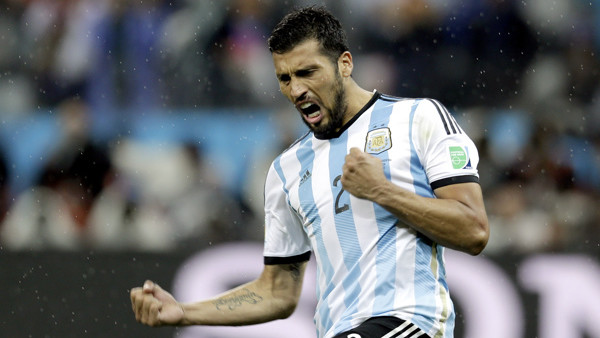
[130,280,184,327]
[341,148,388,200]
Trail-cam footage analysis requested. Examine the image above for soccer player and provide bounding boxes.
[130,6,489,338]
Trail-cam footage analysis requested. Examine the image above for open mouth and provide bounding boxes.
[299,102,322,123]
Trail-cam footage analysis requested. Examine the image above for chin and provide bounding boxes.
[309,121,328,133]
[304,119,326,133]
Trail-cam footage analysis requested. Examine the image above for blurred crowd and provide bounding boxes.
[0,0,598,255]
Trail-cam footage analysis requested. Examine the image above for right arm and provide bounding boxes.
[130,261,308,327]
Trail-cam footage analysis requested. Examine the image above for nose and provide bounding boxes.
[290,78,307,102]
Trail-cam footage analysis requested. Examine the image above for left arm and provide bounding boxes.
[341,148,489,255]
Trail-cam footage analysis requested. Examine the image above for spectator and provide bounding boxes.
[0,97,113,250]
[102,139,249,251]
[20,0,108,106]
[87,0,172,112]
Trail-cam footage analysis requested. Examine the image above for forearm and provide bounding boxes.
[372,181,488,254]
[177,262,306,326]
[179,280,294,326]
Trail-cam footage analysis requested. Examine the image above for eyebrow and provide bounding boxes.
[276,65,319,81]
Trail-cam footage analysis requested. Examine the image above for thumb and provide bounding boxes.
[144,280,174,304]
[142,280,158,294]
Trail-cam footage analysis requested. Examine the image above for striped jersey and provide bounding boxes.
[263,91,479,338]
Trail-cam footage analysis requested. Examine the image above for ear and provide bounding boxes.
[338,51,353,78]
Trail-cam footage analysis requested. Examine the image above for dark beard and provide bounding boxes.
[308,75,347,138]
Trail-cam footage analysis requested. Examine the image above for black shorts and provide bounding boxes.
[331,316,432,338]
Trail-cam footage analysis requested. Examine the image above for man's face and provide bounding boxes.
[272,39,347,136]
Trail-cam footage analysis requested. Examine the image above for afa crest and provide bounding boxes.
[365,128,392,154]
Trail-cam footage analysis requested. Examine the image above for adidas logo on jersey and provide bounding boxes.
[299,169,311,185]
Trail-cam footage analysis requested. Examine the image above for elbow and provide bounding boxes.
[272,295,299,320]
[465,235,487,256]
[279,303,296,319]
[465,219,489,256]
[279,303,297,319]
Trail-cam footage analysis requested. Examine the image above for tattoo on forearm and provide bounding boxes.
[213,288,264,311]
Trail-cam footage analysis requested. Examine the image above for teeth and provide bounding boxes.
[300,102,312,109]
[308,111,319,118]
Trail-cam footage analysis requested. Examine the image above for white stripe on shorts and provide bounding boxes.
[381,320,428,338]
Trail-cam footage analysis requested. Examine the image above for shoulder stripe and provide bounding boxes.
[449,111,464,134]
[439,101,463,134]
[428,99,463,135]
[427,99,451,135]
[431,99,457,134]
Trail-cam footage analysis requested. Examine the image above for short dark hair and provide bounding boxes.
[267,6,349,63]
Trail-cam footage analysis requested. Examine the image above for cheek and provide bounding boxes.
[321,82,340,107]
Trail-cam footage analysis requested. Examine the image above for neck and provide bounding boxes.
[342,82,375,125]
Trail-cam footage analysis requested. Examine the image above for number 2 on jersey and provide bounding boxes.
[333,175,349,214]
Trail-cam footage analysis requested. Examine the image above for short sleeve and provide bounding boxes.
[263,162,311,264]
[413,99,480,190]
